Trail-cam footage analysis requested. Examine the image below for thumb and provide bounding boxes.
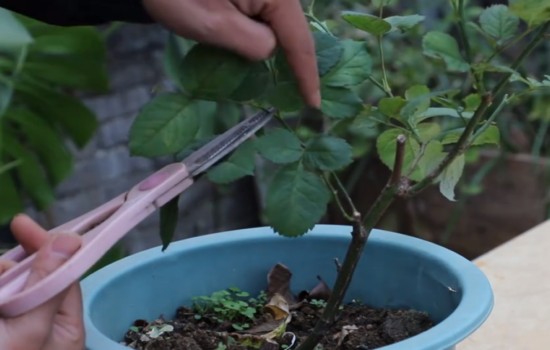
[22,234,81,325]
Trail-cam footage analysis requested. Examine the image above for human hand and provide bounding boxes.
[142,0,321,108]
[0,215,83,350]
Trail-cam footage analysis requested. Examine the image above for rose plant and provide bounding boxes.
[127,0,549,348]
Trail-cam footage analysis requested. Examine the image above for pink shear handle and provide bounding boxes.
[0,163,193,317]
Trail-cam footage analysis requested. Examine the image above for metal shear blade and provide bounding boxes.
[0,107,275,317]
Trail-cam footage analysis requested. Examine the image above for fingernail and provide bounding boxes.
[51,234,82,258]
[314,90,322,107]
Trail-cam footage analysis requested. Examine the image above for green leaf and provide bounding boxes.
[164,34,194,90]
[303,136,353,171]
[0,8,33,49]
[348,109,380,138]
[2,134,55,209]
[378,96,406,119]
[322,40,372,87]
[160,195,179,251]
[372,0,398,7]
[6,108,73,185]
[0,166,24,224]
[479,5,519,45]
[509,0,550,27]
[25,26,108,91]
[341,11,391,35]
[416,107,474,123]
[416,122,441,143]
[405,85,430,100]
[0,159,20,174]
[422,31,469,72]
[376,129,419,175]
[210,102,242,133]
[266,81,303,112]
[314,31,344,76]
[255,128,303,164]
[464,94,481,111]
[321,86,363,119]
[15,78,98,148]
[265,164,331,237]
[442,125,500,146]
[401,85,431,124]
[0,77,13,117]
[129,94,215,157]
[385,15,425,33]
[438,154,465,201]
[207,140,256,184]
[229,62,271,102]
[473,125,500,146]
[415,141,444,180]
[181,44,267,100]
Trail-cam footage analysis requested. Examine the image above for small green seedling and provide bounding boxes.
[192,287,265,330]
[215,342,227,350]
[146,324,174,339]
[309,299,328,309]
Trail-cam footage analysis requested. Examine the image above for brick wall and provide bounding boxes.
[27,23,261,254]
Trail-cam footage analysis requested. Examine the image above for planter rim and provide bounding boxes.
[82,225,494,350]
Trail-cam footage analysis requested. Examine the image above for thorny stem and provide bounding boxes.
[296,136,406,350]
[390,135,407,186]
[408,21,549,197]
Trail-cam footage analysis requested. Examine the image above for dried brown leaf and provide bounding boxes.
[266,263,296,304]
[308,275,332,301]
[333,325,359,346]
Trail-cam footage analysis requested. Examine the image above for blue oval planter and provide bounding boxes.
[81,225,493,350]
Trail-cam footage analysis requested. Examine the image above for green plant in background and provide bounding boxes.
[0,9,108,225]
[128,0,548,348]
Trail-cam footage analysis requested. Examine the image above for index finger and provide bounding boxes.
[261,0,321,107]
[10,214,50,253]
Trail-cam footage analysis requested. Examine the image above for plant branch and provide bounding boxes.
[367,75,392,97]
[457,0,473,63]
[296,136,405,350]
[469,94,509,147]
[492,21,550,99]
[390,135,406,186]
[407,21,549,197]
[331,172,359,215]
[532,119,549,159]
[323,174,354,221]
[377,37,393,97]
[486,27,534,63]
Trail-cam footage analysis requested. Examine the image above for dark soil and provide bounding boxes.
[124,301,433,350]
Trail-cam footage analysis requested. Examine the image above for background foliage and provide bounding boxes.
[0,10,108,224]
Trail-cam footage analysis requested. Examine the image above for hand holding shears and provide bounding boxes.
[0,107,275,317]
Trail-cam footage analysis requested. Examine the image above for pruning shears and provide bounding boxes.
[0,107,276,317]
